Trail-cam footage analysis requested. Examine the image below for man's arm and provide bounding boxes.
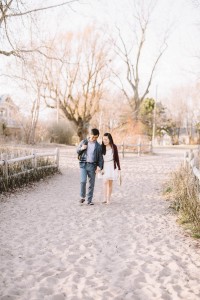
[77,140,87,154]
[97,145,103,170]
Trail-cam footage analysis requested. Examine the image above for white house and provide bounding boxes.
[0,94,22,139]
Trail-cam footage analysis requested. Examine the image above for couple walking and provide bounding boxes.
[77,128,121,205]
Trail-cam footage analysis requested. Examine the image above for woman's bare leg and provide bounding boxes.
[103,180,108,203]
[107,180,113,204]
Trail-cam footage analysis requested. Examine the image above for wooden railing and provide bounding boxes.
[0,148,59,181]
[184,148,200,181]
[117,141,152,158]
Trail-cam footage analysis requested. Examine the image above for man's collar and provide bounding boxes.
[88,137,96,143]
[88,140,96,144]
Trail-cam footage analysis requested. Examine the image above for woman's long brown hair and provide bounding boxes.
[102,133,114,155]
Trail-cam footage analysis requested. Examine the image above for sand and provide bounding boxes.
[0,146,200,300]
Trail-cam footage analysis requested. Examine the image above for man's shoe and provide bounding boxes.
[79,198,85,203]
[87,202,94,205]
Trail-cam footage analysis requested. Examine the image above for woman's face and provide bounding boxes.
[103,136,110,145]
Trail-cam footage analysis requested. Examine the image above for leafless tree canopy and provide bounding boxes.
[112,0,168,119]
[0,0,79,57]
[42,27,111,140]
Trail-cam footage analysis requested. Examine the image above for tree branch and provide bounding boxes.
[141,41,168,101]
[4,1,79,18]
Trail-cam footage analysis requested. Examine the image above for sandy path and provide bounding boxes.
[0,147,200,300]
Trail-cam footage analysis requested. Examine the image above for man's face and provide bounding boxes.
[90,134,99,142]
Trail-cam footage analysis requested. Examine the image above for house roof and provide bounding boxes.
[0,94,19,110]
[0,94,11,104]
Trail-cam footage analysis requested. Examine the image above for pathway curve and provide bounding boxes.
[0,146,200,300]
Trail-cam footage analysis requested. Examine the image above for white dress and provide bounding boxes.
[99,148,118,180]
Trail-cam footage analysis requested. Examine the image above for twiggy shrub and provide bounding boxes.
[164,164,200,237]
[0,166,58,193]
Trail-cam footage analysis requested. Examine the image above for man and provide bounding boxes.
[77,128,103,205]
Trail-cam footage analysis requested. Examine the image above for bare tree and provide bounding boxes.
[166,84,200,144]
[112,0,168,120]
[0,0,79,57]
[6,51,49,144]
[27,56,52,144]
[42,27,111,141]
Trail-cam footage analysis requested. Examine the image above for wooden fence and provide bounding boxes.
[184,148,200,181]
[117,141,152,158]
[182,148,200,234]
[0,148,59,181]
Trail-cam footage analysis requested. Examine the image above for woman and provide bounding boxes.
[99,133,121,204]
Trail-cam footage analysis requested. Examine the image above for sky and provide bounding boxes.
[41,0,200,99]
[0,0,200,110]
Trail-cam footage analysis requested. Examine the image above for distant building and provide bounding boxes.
[0,94,22,140]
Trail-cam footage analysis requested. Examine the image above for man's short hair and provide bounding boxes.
[91,128,99,136]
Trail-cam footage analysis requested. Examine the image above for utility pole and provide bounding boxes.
[56,97,59,125]
[152,85,158,146]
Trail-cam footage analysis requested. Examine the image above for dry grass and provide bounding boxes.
[164,164,200,238]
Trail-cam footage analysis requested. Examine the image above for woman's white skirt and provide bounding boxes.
[98,160,118,180]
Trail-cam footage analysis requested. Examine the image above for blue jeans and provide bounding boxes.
[80,162,96,203]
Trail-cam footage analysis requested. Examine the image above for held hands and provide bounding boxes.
[95,166,101,174]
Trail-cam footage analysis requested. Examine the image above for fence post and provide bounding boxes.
[137,140,141,156]
[184,151,188,168]
[55,148,60,168]
[2,153,8,184]
[32,149,37,169]
[188,149,194,161]
[149,141,153,154]
[188,149,194,167]
[122,142,124,158]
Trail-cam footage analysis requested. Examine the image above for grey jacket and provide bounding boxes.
[77,139,103,169]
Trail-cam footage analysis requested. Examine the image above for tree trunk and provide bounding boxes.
[28,96,40,144]
[77,118,90,141]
